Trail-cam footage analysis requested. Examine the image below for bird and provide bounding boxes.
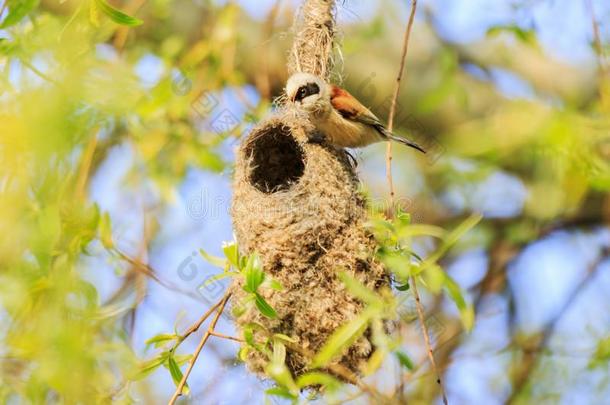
[285,72,426,153]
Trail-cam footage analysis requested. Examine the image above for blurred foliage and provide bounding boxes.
[0,0,609,403]
[0,0,255,402]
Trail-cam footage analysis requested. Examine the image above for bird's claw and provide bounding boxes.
[345,150,358,169]
[307,131,327,145]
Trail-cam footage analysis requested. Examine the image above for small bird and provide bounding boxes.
[285,72,425,153]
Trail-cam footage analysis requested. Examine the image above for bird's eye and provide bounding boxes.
[294,83,319,102]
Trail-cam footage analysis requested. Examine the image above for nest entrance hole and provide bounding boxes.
[246,125,305,193]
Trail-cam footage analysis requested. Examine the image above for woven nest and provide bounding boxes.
[230,109,389,379]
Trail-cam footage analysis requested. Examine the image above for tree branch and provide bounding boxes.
[209,331,244,343]
[506,251,608,403]
[115,248,210,303]
[410,276,449,405]
[585,0,608,75]
[383,2,448,403]
[386,0,418,209]
[168,293,232,404]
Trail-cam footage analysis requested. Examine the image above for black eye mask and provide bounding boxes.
[294,82,320,102]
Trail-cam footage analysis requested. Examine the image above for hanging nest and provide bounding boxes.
[230,109,390,378]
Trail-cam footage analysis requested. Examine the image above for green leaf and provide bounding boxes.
[425,213,482,265]
[311,312,371,368]
[244,321,268,331]
[266,342,298,394]
[238,346,250,362]
[273,333,297,344]
[362,348,385,376]
[395,351,415,370]
[74,279,99,309]
[487,24,537,46]
[99,212,114,249]
[144,333,177,348]
[395,211,411,226]
[167,355,189,395]
[460,306,475,332]
[0,0,40,29]
[444,214,483,249]
[94,0,143,26]
[222,241,240,268]
[366,217,396,234]
[268,279,283,291]
[271,339,286,365]
[0,38,16,56]
[132,352,169,379]
[422,264,445,294]
[444,274,474,331]
[265,387,297,400]
[589,337,610,369]
[89,0,100,27]
[410,251,424,262]
[296,372,342,390]
[244,327,255,346]
[199,248,227,268]
[254,293,277,319]
[202,271,235,286]
[172,354,193,366]
[443,274,466,309]
[339,272,382,307]
[396,224,445,240]
[241,324,268,352]
[244,253,265,293]
[266,363,297,395]
[377,248,412,279]
[395,282,410,291]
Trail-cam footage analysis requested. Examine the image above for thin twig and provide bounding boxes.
[410,276,448,405]
[387,0,420,400]
[20,59,61,86]
[585,0,609,108]
[506,252,607,404]
[176,293,229,345]
[386,0,418,210]
[209,331,244,343]
[115,248,210,303]
[585,0,607,74]
[168,293,232,405]
[75,133,98,200]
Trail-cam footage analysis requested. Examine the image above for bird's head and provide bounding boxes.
[285,73,328,112]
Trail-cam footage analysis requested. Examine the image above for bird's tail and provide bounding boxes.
[382,128,426,154]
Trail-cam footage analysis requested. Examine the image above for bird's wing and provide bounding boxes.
[329,85,383,128]
[330,85,426,153]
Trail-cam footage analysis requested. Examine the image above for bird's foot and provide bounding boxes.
[306,131,326,145]
[345,149,358,169]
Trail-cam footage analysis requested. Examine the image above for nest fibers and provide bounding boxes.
[288,0,336,80]
[230,109,390,378]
